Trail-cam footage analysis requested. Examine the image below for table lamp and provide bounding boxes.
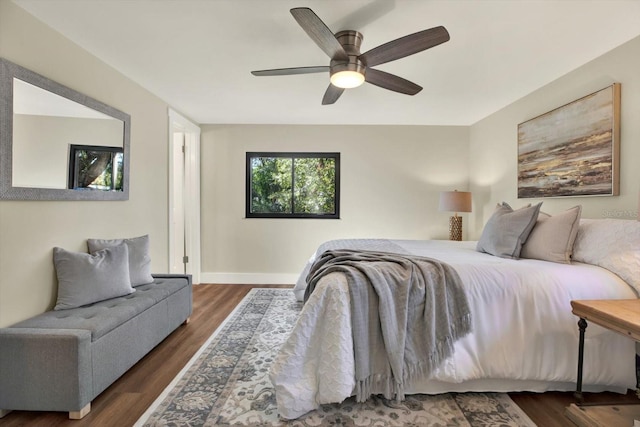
[439,190,472,241]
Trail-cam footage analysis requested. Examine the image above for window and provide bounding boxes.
[246,152,340,219]
[68,145,124,191]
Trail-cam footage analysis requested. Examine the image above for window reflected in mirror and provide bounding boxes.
[68,145,123,191]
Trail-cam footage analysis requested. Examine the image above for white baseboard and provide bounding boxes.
[199,272,298,285]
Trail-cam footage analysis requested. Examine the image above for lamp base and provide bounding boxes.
[449,216,463,241]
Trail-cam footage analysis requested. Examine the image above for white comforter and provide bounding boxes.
[270,239,638,419]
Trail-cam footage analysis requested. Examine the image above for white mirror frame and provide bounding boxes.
[0,57,130,201]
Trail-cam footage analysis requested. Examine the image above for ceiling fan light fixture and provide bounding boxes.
[330,70,365,88]
[330,59,366,89]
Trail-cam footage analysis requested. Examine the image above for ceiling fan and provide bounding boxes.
[251,7,450,105]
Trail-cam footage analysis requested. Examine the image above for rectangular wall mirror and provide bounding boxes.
[0,57,130,201]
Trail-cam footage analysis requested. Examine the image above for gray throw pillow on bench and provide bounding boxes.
[88,234,154,286]
[53,245,134,310]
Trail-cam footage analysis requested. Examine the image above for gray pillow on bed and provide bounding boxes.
[87,234,154,286]
[476,202,542,259]
[53,245,134,310]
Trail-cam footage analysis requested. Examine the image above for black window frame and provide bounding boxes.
[68,144,124,192]
[246,152,340,219]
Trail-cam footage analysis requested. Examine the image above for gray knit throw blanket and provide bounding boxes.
[304,249,472,403]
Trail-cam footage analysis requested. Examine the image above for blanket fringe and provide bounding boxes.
[355,312,473,403]
[401,312,472,401]
[355,375,398,403]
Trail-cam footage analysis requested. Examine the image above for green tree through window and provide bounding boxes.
[68,145,124,191]
[246,152,340,218]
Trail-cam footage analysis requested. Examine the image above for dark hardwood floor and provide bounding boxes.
[0,283,636,426]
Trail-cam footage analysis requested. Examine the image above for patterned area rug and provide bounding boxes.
[135,289,537,426]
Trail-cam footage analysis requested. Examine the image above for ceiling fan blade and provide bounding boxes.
[251,66,329,76]
[290,8,348,61]
[322,84,345,105]
[365,68,422,95]
[359,26,450,67]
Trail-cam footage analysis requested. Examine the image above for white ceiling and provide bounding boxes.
[12,0,640,126]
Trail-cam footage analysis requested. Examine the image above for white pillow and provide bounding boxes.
[520,205,582,264]
[572,218,640,295]
[53,245,134,310]
[87,235,154,286]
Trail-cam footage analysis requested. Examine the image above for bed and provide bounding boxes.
[269,212,640,420]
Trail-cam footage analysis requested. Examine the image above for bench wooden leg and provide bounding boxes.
[183,317,190,325]
[69,402,91,419]
[0,409,12,418]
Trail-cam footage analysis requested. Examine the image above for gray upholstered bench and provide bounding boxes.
[0,274,192,419]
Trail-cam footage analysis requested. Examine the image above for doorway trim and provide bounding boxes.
[168,108,201,284]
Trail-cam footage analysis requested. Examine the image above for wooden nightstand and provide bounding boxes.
[565,299,640,427]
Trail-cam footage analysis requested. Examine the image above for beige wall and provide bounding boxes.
[468,36,640,239]
[0,2,171,327]
[200,125,469,283]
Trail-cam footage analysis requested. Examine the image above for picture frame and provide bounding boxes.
[517,83,620,198]
[68,144,124,192]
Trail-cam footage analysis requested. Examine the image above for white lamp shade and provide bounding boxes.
[439,191,472,213]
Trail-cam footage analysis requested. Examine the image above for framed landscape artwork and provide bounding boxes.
[517,83,620,198]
